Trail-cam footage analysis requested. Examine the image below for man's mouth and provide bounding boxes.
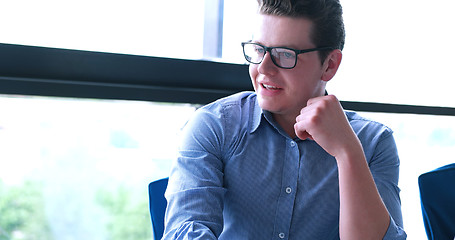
[262,84,280,90]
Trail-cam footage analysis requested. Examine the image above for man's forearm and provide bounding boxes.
[337,141,390,240]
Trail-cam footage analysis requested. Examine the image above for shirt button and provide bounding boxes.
[279,232,285,239]
[290,141,296,147]
[285,187,292,194]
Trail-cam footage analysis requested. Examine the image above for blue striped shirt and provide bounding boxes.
[164,91,406,239]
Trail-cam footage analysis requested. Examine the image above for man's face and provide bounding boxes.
[249,14,328,119]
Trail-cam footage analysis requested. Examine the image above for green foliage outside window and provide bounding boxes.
[0,180,152,240]
[96,185,152,240]
[0,180,52,240]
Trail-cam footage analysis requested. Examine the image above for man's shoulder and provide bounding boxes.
[216,91,257,106]
[186,91,258,137]
[203,91,257,113]
[345,111,393,137]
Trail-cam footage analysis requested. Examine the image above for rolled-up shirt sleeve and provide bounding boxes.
[366,129,407,239]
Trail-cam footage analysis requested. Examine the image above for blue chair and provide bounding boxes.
[148,178,169,240]
[418,163,455,240]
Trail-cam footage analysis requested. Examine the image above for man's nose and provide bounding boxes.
[257,52,278,75]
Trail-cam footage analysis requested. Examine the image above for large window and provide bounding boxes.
[1,1,455,239]
[0,95,195,239]
[331,1,455,108]
[0,0,206,60]
[3,0,454,107]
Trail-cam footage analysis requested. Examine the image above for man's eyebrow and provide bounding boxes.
[248,39,303,49]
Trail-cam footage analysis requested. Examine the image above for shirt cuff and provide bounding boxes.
[382,216,407,240]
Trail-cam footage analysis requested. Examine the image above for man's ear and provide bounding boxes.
[321,49,342,82]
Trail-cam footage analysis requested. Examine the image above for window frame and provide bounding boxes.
[1,43,455,116]
[0,43,250,105]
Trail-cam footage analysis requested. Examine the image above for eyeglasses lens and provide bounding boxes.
[271,48,296,68]
[243,43,296,68]
[243,43,264,64]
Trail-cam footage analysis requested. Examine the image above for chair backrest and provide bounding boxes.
[418,163,455,240]
[148,177,169,240]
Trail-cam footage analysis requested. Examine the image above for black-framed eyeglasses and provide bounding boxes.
[241,42,333,69]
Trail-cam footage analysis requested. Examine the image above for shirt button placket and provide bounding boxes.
[290,140,296,148]
[275,139,297,240]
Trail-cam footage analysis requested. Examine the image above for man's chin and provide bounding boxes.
[258,100,282,114]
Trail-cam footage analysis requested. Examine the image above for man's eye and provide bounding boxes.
[255,47,265,54]
[276,51,293,59]
[283,52,293,59]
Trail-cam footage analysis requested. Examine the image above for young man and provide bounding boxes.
[163,0,407,239]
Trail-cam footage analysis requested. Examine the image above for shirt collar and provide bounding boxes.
[248,96,296,140]
[250,97,281,134]
[250,97,264,134]
[248,94,295,139]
